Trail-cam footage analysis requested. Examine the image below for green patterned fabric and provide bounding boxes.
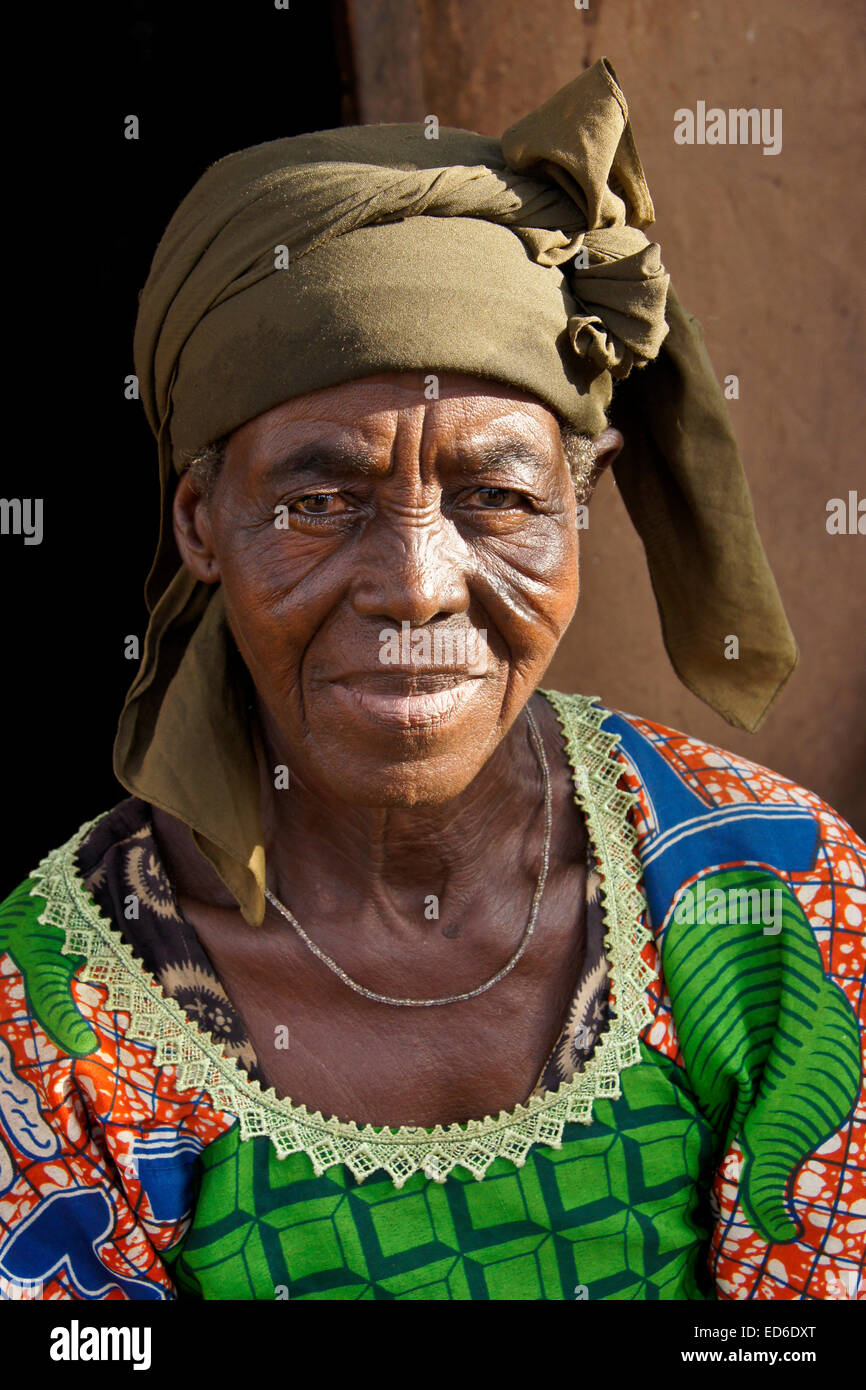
[0,878,97,1057]
[662,867,861,1245]
[169,1047,716,1301]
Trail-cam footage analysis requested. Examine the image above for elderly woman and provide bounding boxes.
[1,60,863,1303]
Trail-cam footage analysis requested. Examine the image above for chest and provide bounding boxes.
[181,866,588,1128]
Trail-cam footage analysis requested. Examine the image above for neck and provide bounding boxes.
[258,695,551,919]
[151,692,583,935]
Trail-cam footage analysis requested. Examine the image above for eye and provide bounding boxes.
[291,493,347,516]
[471,487,523,509]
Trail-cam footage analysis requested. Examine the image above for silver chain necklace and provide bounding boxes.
[264,704,553,1008]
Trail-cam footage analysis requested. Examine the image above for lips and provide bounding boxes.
[329,671,485,729]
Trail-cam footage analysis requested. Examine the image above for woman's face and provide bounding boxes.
[176,371,603,807]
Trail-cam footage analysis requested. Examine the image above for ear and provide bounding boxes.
[173,472,221,584]
[591,427,625,475]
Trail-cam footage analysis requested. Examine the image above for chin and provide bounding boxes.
[307,740,496,809]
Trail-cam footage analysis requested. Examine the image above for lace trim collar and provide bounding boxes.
[29,692,654,1188]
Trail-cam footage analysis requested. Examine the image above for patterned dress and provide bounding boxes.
[0,693,863,1301]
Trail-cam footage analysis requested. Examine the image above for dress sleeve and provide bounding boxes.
[612,709,866,1301]
[698,813,866,1300]
[0,877,177,1300]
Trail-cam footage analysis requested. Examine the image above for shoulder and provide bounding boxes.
[0,802,148,1052]
[608,707,863,872]
[546,687,865,943]
[593,699,865,1048]
[1,799,151,931]
[548,690,862,842]
[0,825,106,1060]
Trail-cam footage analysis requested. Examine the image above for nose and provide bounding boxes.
[350,507,471,627]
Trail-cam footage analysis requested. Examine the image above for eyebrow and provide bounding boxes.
[261,442,385,490]
[260,437,553,490]
[454,440,553,475]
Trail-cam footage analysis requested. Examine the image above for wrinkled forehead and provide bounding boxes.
[219,372,568,490]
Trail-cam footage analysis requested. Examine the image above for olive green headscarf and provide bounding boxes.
[117,58,797,925]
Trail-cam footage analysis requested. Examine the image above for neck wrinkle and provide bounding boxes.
[258,701,548,913]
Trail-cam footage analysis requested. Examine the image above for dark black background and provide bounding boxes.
[1,3,350,894]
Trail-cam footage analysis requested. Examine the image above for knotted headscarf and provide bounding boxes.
[117,58,798,925]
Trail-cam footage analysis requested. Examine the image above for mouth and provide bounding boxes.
[329,671,486,730]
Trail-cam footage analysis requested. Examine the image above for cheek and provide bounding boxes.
[214,531,346,683]
[476,521,580,664]
[537,525,580,629]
